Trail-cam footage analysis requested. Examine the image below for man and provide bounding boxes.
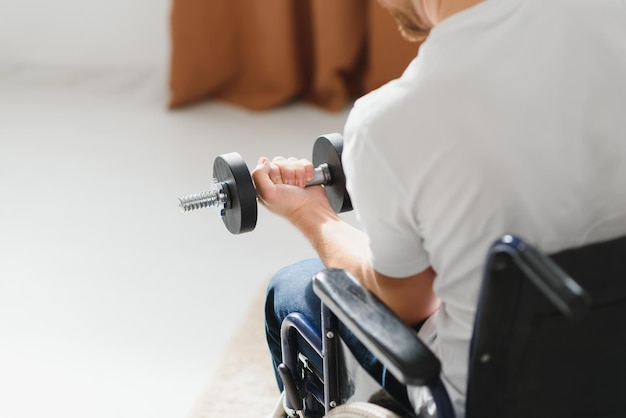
[252,0,626,416]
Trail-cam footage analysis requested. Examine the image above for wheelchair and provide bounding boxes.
[274,234,626,418]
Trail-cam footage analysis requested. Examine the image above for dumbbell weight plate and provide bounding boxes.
[213,153,257,234]
[312,133,353,213]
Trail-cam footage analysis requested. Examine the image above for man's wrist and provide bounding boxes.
[289,202,340,237]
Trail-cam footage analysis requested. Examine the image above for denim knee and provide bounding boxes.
[266,258,326,323]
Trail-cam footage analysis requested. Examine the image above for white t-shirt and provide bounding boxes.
[342,0,626,415]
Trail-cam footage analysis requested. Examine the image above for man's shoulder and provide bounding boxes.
[348,54,470,141]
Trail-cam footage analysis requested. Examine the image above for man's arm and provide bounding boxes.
[252,157,440,327]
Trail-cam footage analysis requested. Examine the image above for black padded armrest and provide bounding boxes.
[312,268,441,387]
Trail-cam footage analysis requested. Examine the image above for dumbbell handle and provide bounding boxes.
[178,163,331,213]
[309,163,331,187]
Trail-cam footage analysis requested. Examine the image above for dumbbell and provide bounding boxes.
[178,133,352,234]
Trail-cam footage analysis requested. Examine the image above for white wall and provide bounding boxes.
[0,0,170,71]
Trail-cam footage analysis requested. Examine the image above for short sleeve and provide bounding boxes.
[343,102,431,278]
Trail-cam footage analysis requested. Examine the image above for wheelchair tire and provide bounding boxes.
[324,402,404,418]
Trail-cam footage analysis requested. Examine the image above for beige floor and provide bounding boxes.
[185,280,279,418]
[0,65,355,418]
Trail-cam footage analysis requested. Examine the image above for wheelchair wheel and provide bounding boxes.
[324,402,404,418]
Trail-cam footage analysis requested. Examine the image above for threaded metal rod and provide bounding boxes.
[179,183,228,213]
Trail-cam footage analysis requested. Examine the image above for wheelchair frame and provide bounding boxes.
[276,234,626,418]
[277,280,454,418]
[278,307,341,417]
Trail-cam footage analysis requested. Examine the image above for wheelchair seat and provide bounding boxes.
[312,234,626,418]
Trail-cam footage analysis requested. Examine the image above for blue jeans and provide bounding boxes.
[264,258,384,391]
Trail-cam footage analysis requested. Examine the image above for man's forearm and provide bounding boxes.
[290,205,372,282]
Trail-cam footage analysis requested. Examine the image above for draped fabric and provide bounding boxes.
[169,0,420,111]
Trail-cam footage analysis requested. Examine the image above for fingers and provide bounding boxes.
[252,157,276,196]
[267,158,284,185]
[266,156,314,187]
[301,159,315,187]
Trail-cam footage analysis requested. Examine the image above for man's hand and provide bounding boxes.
[251,156,334,221]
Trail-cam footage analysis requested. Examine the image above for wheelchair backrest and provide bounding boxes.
[466,235,626,418]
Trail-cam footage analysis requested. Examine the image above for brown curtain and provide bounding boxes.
[169,0,420,111]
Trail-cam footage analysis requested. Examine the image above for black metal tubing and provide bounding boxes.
[281,312,324,362]
[488,234,591,321]
[321,303,340,413]
[280,313,324,414]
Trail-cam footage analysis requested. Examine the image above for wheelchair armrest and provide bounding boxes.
[312,268,441,387]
